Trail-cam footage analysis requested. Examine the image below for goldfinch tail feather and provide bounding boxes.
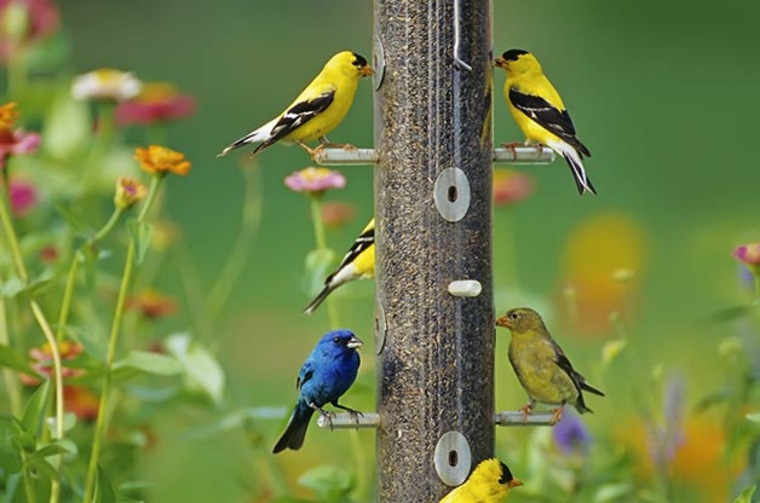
[581,381,605,397]
[303,285,334,315]
[217,118,277,157]
[548,139,596,195]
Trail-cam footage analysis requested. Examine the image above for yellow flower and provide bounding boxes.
[71,68,142,102]
[114,177,148,209]
[0,102,19,128]
[134,145,191,176]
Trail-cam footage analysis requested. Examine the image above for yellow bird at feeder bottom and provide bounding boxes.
[438,458,523,503]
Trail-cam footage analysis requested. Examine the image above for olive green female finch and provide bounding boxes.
[496,307,604,423]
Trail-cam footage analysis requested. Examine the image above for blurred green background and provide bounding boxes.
[39,0,760,501]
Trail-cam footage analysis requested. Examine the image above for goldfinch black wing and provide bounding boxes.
[508,88,590,157]
[551,341,605,397]
[253,90,336,154]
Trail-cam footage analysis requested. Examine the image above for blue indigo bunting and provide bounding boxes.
[273,329,363,453]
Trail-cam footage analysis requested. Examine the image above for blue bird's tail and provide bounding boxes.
[272,401,314,453]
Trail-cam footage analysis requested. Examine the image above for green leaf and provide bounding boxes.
[20,381,50,436]
[732,485,756,503]
[0,271,54,299]
[93,465,117,503]
[0,276,26,298]
[165,333,225,404]
[42,90,91,161]
[0,343,35,374]
[594,482,634,502]
[747,413,760,424]
[298,465,354,502]
[708,305,751,323]
[25,456,57,480]
[28,438,77,462]
[53,204,91,232]
[113,351,182,376]
[127,219,154,266]
[694,388,734,412]
[46,412,77,435]
[26,270,55,297]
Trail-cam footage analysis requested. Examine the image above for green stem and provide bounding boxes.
[309,196,338,328]
[205,166,262,324]
[83,175,163,502]
[349,429,368,501]
[82,104,115,187]
[56,208,124,345]
[20,450,37,503]
[0,182,65,497]
[754,275,760,320]
[0,191,28,280]
[56,256,80,345]
[0,299,21,414]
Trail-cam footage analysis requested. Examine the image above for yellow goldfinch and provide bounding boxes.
[494,49,596,195]
[496,307,604,423]
[303,218,375,315]
[218,51,373,157]
[438,458,523,503]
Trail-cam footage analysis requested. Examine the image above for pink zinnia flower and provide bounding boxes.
[284,167,346,196]
[20,340,85,386]
[115,82,196,126]
[0,127,40,167]
[0,0,60,61]
[9,178,37,216]
[493,169,534,207]
[733,243,760,275]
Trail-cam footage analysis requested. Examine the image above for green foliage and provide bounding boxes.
[732,485,756,503]
[298,466,355,503]
[112,351,182,378]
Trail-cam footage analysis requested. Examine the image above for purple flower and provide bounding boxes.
[284,167,346,196]
[734,243,760,275]
[648,373,686,469]
[9,178,37,216]
[0,128,40,168]
[553,409,591,455]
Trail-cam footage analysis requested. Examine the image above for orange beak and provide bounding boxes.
[493,57,507,69]
[508,478,524,488]
[360,66,375,77]
[495,315,512,329]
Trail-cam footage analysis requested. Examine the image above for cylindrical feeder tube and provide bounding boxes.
[374,0,494,501]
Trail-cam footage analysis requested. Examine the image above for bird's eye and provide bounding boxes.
[509,313,519,320]
[333,337,341,344]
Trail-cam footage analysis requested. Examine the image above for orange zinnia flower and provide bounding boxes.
[114,177,148,209]
[134,145,191,176]
[0,102,19,128]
